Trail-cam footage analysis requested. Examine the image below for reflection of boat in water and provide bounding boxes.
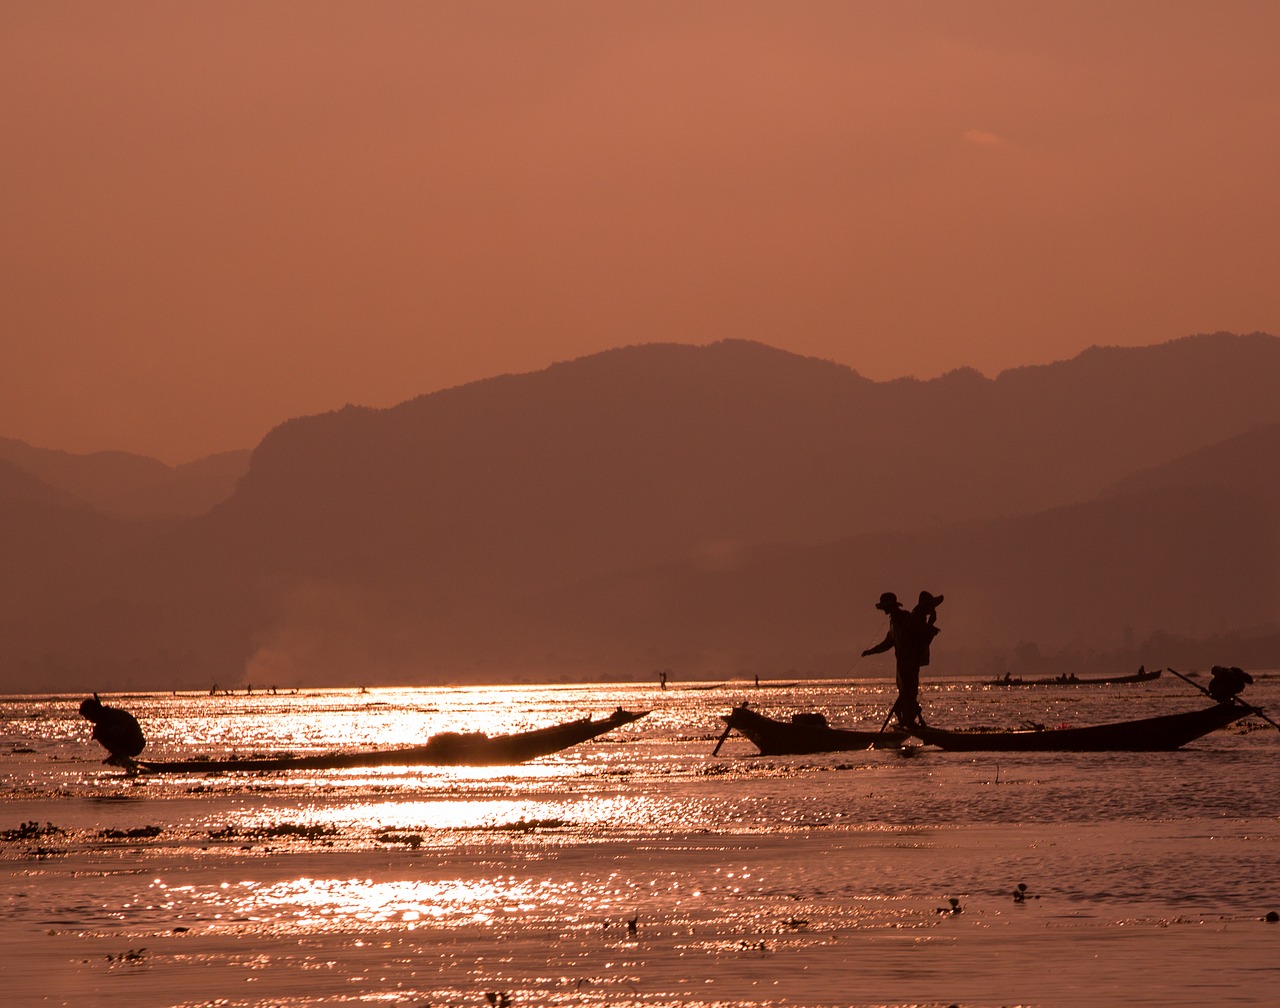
[136,709,648,773]
[716,704,907,755]
[987,666,1163,687]
[909,702,1248,752]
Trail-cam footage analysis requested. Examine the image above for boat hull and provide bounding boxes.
[720,706,907,755]
[136,709,647,773]
[909,703,1247,751]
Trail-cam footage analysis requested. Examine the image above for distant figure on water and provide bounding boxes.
[862,590,943,729]
[78,693,146,767]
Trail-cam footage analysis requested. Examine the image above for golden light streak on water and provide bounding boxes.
[4,680,1279,1007]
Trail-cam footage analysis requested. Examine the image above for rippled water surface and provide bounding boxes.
[3,675,1278,1006]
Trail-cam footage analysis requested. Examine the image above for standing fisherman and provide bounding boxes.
[861,591,941,729]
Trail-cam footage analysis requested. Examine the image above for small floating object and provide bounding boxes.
[1266,911,1279,922]
[105,948,146,964]
[936,897,962,915]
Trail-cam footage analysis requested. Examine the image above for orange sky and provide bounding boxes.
[3,1,1278,463]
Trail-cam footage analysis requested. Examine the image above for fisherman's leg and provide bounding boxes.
[899,664,923,726]
[892,667,913,727]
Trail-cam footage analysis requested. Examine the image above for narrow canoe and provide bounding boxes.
[908,702,1248,752]
[718,705,907,755]
[135,708,647,773]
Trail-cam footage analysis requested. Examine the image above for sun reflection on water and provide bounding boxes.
[181,875,595,933]
[223,793,654,836]
[5,681,1280,1008]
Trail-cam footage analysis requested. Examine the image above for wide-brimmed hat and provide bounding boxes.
[875,592,901,611]
[917,591,944,609]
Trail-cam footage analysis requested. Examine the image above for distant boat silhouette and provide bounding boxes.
[987,666,1162,687]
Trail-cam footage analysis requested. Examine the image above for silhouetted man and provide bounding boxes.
[862,591,939,728]
[79,694,146,768]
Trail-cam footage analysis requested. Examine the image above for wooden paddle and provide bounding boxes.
[711,720,734,756]
[1166,667,1280,734]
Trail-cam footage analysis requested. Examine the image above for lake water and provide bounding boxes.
[2,674,1278,1007]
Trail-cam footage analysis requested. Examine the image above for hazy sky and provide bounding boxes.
[4,2,1278,463]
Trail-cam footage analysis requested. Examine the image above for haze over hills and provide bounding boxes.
[541,444,1280,678]
[2,332,1279,693]
[0,439,251,520]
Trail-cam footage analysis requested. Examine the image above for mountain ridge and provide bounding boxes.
[0,438,251,519]
[3,331,1279,691]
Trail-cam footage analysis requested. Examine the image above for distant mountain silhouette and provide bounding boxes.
[0,471,162,675]
[0,457,88,510]
[1102,419,1280,499]
[0,438,250,519]
[3,332,1279,691]
[207,332,1280,582]
[536,454,1278,677]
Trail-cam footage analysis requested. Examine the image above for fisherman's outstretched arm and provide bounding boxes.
[862,634,893,657]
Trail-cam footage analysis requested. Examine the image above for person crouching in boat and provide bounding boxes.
[1207,665,1253,702]
[79,694,146,768]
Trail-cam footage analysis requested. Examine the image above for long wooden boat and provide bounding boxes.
[986,666,1163,687]
[908,702,1248,752]
[717,705,907,755]
[135,708,647,773]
